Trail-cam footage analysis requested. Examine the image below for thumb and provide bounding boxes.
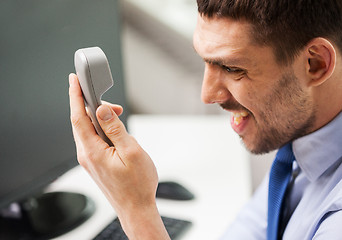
[96,104,129,149]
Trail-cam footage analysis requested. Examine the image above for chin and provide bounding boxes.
[240,137,276,155]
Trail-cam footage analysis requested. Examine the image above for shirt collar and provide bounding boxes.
[292,111,342,182]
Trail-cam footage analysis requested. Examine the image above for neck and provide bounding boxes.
[312,73,342,132]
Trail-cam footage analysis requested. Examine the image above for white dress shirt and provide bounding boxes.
[221,111,342,239]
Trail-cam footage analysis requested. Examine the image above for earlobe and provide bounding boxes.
[305,38,336,87]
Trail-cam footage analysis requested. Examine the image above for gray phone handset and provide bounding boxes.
[74,47,114,146]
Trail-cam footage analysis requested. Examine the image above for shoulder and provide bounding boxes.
[312,163,342,239]
[312,210,342,239]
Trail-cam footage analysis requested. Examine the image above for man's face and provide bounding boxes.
[193,15,316,154]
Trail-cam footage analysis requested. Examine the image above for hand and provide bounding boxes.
[68,73,169,239]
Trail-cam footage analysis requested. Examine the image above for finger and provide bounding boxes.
[101,101,124,116]
[69,73,103,149]
[71,126,84,157]
[85,103,123,136]
[96,104,131,151]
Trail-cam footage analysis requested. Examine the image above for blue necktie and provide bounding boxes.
[267,143,295,240]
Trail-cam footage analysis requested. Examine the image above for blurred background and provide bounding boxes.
[119,0,275,191]
[121,0,211,115]
[0,1,275,238]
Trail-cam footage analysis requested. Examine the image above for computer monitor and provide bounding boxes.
[0,0,128,238]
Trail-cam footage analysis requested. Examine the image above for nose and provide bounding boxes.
[201,63,232,104]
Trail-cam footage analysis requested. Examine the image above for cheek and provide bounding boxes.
[238,82,279,126]
[234,82,263,114]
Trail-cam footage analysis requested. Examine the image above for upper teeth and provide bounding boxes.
[232,111,249,125]
[232,111,249,118]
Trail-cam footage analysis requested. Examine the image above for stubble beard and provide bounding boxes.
[222,71,316,154]
[249,71,316,154]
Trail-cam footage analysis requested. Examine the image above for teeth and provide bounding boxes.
[234,116,243,125]
[241,111,249,117]
[232,111,249,126]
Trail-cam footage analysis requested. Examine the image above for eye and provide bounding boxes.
[222,65,245,74]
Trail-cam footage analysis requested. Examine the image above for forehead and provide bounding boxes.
[193,15,269,67]
[194,15,252,49]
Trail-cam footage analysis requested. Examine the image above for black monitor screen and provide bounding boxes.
[0,0,127,211]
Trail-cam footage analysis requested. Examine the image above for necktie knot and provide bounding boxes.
[275,143,295,165]
[267,143,295,240]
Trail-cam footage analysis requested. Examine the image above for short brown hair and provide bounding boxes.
[197,0,342,65]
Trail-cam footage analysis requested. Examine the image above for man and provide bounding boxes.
[69,0,342,239]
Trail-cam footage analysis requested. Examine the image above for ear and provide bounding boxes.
[305,38,336,87]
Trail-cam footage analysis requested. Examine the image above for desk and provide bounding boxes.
[50,114,252,240]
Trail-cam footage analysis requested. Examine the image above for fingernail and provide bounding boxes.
[98,105,113,121]
[69,74,76,86]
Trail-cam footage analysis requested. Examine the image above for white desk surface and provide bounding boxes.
[49,114,252,240]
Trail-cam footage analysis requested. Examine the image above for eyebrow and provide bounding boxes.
[202,56,251,68]
[191,44,253,68]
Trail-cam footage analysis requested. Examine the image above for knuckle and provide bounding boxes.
[75,144,100,167]
[81,150,99,167]
[83,148,99,162]
[70,115,83,129]
[76,150,89,168]
[77,154,88,167]
[105,124,123,138]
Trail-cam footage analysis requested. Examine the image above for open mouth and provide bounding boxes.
[228,109,252,135]
[231,110,250,126]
